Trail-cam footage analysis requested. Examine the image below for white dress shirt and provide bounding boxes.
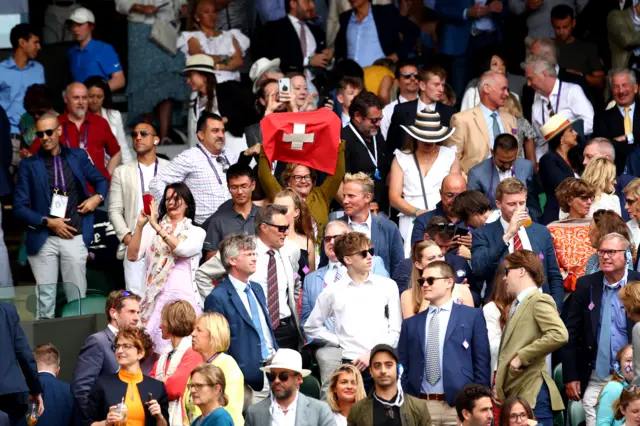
[418,98,435,113]
[482,301,502,372]
[342,112,350,127]
[500,216,533,253]
[348,212,372,239]
[531,78,594,160]
[618,102,636,144]
[381,95,409,139]
[228,274,276,355]
[421,299,453,394]
[270,391,299,426]
[251,238,293,319]
[304,273,402,359]
[325,260,347,285]
[496,164,513,182]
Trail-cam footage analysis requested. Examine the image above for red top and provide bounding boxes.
[29,111,120,182]
[150,347,203,400]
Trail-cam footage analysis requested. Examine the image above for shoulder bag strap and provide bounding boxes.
[412,152,429,211]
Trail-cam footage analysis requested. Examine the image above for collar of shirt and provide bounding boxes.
[270,391,299,417]
[59,110,96,126]
[418,98,435,113]
[287,13,304,28]
[229,274,250,292]
[348,211,372,229]
[107,323,118,336]
[618,103,636,118]
[2,56,38,70]
[349,5,372,23]
[604,269,629,289]
[499,216,512,233]
[38,371,56,377]
[428,298,454,314]
[516,286,539,305]
[480,102,499,121]
[328,260,342,270]
[256,237,278,257]
[398,95,409,104]
[72,38,96,52]
[200,145,228,160]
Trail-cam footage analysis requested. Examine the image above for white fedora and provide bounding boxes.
[249,57,281,93]
[259,349,311,377]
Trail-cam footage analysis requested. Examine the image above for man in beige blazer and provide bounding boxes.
[108,123,169,294]
[446,71,517,173]
[495,250,568,426]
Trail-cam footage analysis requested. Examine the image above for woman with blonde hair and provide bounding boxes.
[582,158,621,217]
[503,93,536,163]
[596,345,633,426]
[187,313,244,425]
[327,365,367,426]
[624,178,640,249]
[188,364,233,425]
[400,239,473,318]
[613,384,640,426]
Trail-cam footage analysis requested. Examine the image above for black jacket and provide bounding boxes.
[538,150,577,225]
[593,100,640,175]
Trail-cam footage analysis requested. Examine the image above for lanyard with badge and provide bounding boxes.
[50,155,69,218]
[63,122,89,150]
[541,81,562,125]
[348,123,381,180]
[138,160,159,193]
[488,158,515,201]
[197,144,229,185]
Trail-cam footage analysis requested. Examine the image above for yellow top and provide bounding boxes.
[118,369,145,426]
[363,65,394,95]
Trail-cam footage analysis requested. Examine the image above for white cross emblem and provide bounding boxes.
[283,123,315,150]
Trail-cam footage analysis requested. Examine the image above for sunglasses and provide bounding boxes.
[130,130,152,138]
[578,195,595,202]
[267,371,296,382]
[400,72,418,79]
[347,247,374,258]
[35,126,59,139]
[627,198,637,205]
[265,222,289,233]
[323,234,342,243]
[367,117,383,125]
[111,290,132,311]
[624,385,640,394]
[417,276,448,286]
[216,156,230,172]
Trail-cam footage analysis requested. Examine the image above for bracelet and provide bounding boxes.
[413,207,420,216]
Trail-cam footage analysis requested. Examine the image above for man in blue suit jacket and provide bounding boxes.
[398,261,490,420]
[204,234,278,401]
[33,344,73,426]
[13,114,108,319]
[467,134,541,221]
[0,302,43,425]
[0,105,13,294]
[471,178,564,308]
[338,173,404,276]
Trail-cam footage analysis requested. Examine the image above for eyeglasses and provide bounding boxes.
[291,174,313,183]
[114,343,136,351]
[503,267,521,276]
[35,126,59,138]
[216,156,230,173]
[400,72,418,79]
[578,195,595,202]
[264,223,289,233]
[347,247,374,258]
[267,371,296,382]
[509,413,529,422]
[598,249,627,257]
[130,130,152,138]
[366,117,383,125]
[188,383,213,391]
[228,183,251,192]
[111,290,132,312]
[323,234,342,243]
[417,276,448,286]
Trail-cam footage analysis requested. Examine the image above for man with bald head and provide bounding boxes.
[108,122,170,293]
[447,72,520,172]
[28,82,121,182]
[14,113,108,319]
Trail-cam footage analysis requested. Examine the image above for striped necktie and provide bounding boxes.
[266,250,280,329]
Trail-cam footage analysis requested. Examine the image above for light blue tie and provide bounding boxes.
[596,289,613,379]
[245,284,270,360]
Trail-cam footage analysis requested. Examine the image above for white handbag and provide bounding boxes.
[150,18,180,56]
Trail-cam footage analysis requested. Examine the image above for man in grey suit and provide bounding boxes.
[71,290,140,424]
[245,348,336,426]
[467,134,541,221]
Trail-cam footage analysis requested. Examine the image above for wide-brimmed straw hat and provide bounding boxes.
[400,110,455,143]
[259,349,311,377]
[540,113,582,142]
[180,54,215,75]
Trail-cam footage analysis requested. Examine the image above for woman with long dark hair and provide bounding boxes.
[180,55,220,147]
[499,396,536,426]
[127,182,206,354]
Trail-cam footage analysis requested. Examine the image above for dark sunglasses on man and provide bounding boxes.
[347,247,374,258]
[35,126,59,139]
[267,371,295,383]
[417,276,448,286]
[130,130,152,138]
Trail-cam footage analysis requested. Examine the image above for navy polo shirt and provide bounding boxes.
[68,39,122,83]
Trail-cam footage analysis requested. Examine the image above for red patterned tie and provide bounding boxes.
[513,233,524,251]
[266,250,280,329]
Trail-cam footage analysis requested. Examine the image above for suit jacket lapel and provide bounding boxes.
[417,311,428,358]
[294,395,310,426]
[65,152,87,196]
[284,18,304,63]
[591,274,604,339]
[371,214,380,250]
[444,303,460,343]
[502,291,536,346]
[227,284,256,330]
[525,226,540,254]
[633,103,640,141]
[472,107,491,150]
[34,155,52,203]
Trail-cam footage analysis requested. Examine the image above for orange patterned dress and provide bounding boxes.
[547,219,595,292]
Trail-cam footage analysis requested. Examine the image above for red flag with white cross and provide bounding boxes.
[260,108,341,175]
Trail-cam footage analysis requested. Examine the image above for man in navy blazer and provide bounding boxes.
[204,234,278,402]
[33,344,73,426]
[338,172,403,276]
[398,261,490,421]
[0,302,43,425]
[0,106,13,295]
[71,290,140,425]
[471,178,564,308]
[13,113,108,319]
[467,134,541,221]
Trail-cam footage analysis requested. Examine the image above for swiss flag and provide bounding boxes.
[261,108,342,175]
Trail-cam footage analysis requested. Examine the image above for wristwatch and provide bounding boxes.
[41,217,48,227]
[94,193,105,203]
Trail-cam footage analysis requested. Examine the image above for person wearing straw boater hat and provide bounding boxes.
[180,54,222,147]
[538,113,582,224]
[244,348,335,426]
[389,109,461,256]
[446,71,519,173]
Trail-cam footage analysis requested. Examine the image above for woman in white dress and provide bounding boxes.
[84,76,133,164]
[388,110,460,256]
[327,365,366,426]
[582,157,621,217]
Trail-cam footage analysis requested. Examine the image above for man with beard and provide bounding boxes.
[348,344,431,426]
[467,134,540,219]
[28,82,122,182]
[244,349,334,425]
[108,123,169,293]
[455,384,494,426]
[343,91,391,212]
[150,111,239,225]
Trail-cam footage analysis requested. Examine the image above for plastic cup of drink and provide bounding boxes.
[522,208,532,227]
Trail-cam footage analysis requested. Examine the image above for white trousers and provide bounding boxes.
[28,235,87,319]
[583,371,609,426]
[123,257,145,296]
[316,345,343,400]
